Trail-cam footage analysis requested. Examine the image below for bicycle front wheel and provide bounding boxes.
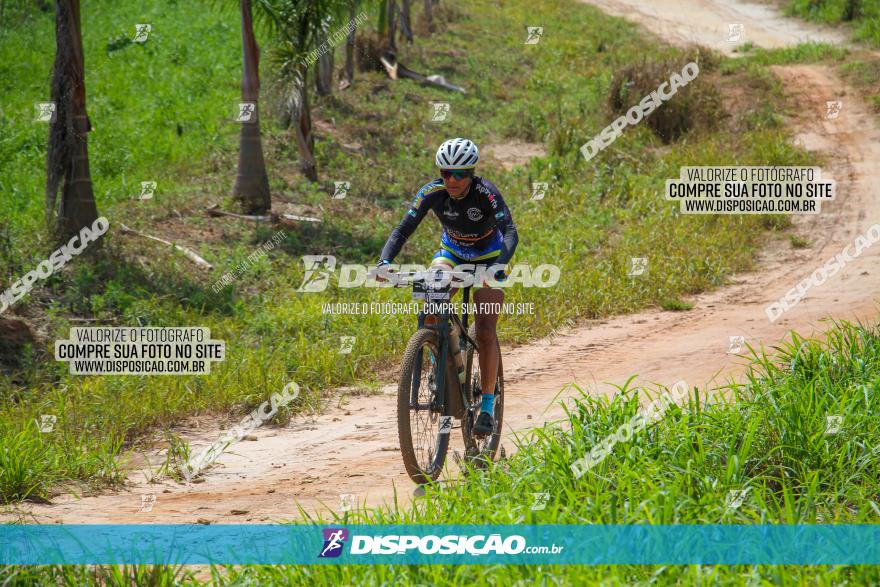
[397,328,451,484]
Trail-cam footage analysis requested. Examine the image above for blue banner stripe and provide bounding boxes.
[2,525,880,565]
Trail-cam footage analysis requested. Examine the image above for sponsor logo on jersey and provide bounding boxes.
[411,182,444,210]
[467,207,483,221]
[445,228,481,243]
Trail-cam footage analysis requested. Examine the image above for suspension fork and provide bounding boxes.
[456,286,479,410]
[410,312,450,409]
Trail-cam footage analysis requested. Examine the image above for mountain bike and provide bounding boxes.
[393,268,504,485]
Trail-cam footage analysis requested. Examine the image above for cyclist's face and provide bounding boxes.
[443,173,472,198]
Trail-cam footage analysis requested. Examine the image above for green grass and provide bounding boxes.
[0,0,819,504]
[786,0,880,46]
[208,319,880,585]
[719,41,849,74]
[840,59,880,112]
[660,297,693,311]
[0,0,242,270]
[0,564,198,586]
[790,234,810,249]
[6,320,879,583]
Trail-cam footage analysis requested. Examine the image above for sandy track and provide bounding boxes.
[580,0,847,55]
[4,1,879,525]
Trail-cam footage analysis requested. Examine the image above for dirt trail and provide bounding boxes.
[5,1,880,525]
[581,0,847,55]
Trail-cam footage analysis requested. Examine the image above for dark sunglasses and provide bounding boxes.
[440,169,473,180]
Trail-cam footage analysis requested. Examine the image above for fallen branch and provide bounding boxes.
[119,224,213,271]
[379,55,398,80]
[396,62,466,94]
[279,213,321,224]
[205,204,273,223]
[205,204,322,226]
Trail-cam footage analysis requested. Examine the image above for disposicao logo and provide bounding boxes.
[319,528,349,558]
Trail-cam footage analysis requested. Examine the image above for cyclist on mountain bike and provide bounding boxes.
[377,138,518,436]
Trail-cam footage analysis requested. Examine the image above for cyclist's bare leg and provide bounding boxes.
[473,286,502,396]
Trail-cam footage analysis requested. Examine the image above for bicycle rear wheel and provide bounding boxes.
[462,323,504,467]
[397,328,451,484]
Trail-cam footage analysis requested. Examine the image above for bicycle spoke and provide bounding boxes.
[409,343,442,474]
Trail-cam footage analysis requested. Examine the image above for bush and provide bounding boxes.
[608,56,723,143]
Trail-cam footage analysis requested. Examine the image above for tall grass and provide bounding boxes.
[5,320,880,584]
[208,320,880,585]
[0,564,197,586]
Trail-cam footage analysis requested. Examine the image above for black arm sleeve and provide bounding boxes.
[379,191,433,262]
[488,186,518,266]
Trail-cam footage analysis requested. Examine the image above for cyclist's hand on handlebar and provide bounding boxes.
[374,259,392,283]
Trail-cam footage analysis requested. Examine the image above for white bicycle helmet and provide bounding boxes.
[435,138,479,169]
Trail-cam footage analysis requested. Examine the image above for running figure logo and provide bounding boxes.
[133,24,151,43]
[727,23,744,42]
[36,414,57,433]
[825,101,842,120]
[628,257,648,277]
[431,103,450,122]
[34,102,56,123]
[525,27,544,44]
[530,182,548,201]
[319,528,349,558]
[727,335,745,354]
[296,255,337,292]
[332,181,351,200]
[138,181,157,200]
[236,102,256,123]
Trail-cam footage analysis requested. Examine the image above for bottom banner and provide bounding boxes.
[2,524,879,565]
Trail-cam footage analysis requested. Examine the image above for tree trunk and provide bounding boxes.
[843,0,860,21]
[315,22,334,96]
[234,0,271,214]
[341,0,357,87]
[387,0,397,53]
[292,64,317,181]
[423,0,433,33]
[46,0,99,242]
[0,317,37,372]
[400,0,413,42]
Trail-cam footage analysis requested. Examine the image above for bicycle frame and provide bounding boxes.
[413,285,478,420]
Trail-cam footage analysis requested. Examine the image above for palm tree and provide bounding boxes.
[314,14,334,96]
[254,1,343,181]
[385,0,397,53]
[233,0,272,213]
[46,0,99,241]
[399,0,412,43]
[422,0,433,33]
[340,0,359,88]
